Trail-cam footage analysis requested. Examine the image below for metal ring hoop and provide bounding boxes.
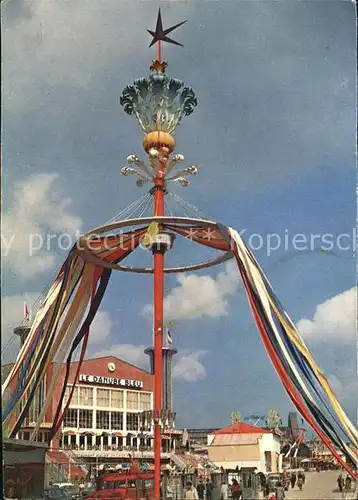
[75,216,233,274]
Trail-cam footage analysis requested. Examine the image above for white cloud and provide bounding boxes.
[327,373,357,404]
[92,343,149,370]
[173,350,208,382]
[1,292,40,361]
[88,311,114,346]
[2,173,82,279]
[143,261,240,321]
[297,287,356,343]
[3,1,195,114]
[88,310,148,368]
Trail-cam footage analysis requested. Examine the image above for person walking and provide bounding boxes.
[297,476,304,491]
[14,478,23,500]
[231,479,241,499]
[197,478,205,500]
[205,478,213,500]
[275,481,286,500]
[337,473,344,493]
[290,472,296,489]
[298,469,305,485]
[345,474,352,492]
[220,480,229,500]
[185,481,199,500]
[5,478,16,499]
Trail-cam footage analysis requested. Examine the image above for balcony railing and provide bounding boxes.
[62,445,155,452]
[68,448,171,459]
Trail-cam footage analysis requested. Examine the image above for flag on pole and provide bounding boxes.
[24,302,30,323]
[167,330,173,345]
[166,321,174,345]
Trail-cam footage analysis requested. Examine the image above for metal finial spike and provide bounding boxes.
[148,8,187,48]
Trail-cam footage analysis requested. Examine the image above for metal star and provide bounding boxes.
[147,8,187,48]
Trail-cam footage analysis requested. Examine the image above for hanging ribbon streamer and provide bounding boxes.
[216,223,357,479]
[2,219,356,480]
[2,228,146,439]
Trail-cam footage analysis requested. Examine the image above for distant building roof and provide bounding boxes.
[212,422,272,435]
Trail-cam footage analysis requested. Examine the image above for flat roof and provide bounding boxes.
[4,438,48,452]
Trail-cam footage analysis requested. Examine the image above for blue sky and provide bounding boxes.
[2,0,356,429]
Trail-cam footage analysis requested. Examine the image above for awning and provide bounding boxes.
[161,436,171,440]
[126,433,136,438]
[63,431,76,436]
[81,431,95,436]
[112,432,123,437]
[101,432,110,437]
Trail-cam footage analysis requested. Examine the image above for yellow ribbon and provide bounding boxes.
[141,222,159,248]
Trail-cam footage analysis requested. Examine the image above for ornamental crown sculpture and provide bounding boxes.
[120,71,197,135]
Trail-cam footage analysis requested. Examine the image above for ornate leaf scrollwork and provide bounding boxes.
[119,85,138,115]
[120,73,197,134]
[231,411,241,424]
[181,87,198,116]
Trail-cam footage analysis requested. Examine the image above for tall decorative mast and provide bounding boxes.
[120,8,197,498]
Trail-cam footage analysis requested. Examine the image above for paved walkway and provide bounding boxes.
[286,471,357,500]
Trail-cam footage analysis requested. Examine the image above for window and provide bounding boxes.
[64,387,70,405]
[111,390,124,409]
[79,409,93,428]
[111,412,123,430]
[126,391,139,410]
[96,410,110,429]
[97,389,110,407]
[28,377,47,423]
[139,392,151,411]
[126,412,139,431]
[64,386,78,406]
[63,408,78,428]
[79,387,93,406]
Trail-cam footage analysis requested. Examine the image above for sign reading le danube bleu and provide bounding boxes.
[78,374,143,389]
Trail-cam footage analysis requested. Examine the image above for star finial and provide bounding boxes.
[147,8,187,49]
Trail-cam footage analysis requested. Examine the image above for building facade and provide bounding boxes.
[5,355,181,466]
[207,423,282,474]
[186,428,219,447]
[54,356,154,453]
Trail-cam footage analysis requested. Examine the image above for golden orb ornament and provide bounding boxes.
[143,131,175,154]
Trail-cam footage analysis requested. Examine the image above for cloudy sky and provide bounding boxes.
[2,0,356,429]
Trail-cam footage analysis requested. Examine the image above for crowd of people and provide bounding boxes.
[184,477,241,500]
[264,470,306,500]
[337,472,353,494]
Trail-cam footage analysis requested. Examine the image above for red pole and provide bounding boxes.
[157,40,161,63]
[153,158,165,500]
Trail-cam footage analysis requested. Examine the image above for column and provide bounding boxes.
[123,412,127,432]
